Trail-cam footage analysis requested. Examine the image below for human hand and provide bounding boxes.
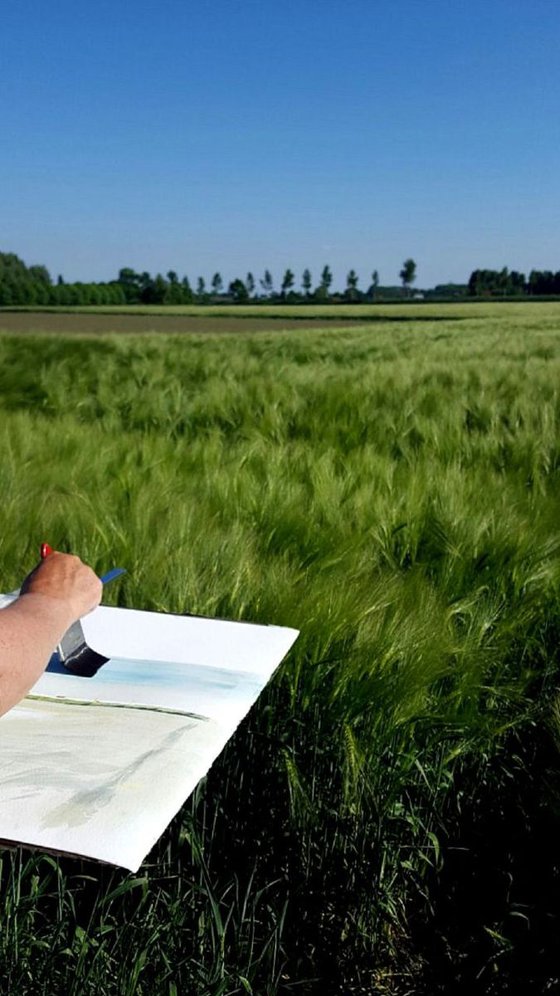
[21,551,103,622]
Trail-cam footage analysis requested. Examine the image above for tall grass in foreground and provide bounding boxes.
[1,311,560,992]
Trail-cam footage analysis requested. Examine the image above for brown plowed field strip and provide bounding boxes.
[0,312,360,336]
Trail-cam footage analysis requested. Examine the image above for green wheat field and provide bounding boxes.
[1,303,560,994]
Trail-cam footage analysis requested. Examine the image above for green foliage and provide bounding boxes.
[211,272,224,296]
[468,267,528,297]
[281,269,295,297]
[260,270,273,297]
[345,269,359,302]
[5,248,560,310]
[0,253,130,307]
[229,278,249,303]
[1,308,560,991]
[319,264,332,294]
[400,258,417,294]
[368,269,380,301]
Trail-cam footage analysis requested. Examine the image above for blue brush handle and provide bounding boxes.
[100,567,127,585]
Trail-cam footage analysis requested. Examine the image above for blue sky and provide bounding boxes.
[1,0,559,290]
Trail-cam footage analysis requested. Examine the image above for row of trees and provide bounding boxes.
[111,260,417,304]
[3,251,560,306]
[467,268,560,297]
[0,252,419,307]
[0,253,127,306]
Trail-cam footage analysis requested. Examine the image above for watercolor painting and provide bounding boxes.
[0,601,298,870]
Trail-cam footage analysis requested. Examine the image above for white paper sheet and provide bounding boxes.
[0,601,298,870]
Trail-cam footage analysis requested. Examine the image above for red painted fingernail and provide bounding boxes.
[41,543,54,559]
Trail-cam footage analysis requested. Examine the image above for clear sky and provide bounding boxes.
[1,0,559,290]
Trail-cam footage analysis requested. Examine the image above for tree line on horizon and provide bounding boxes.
[0,253,416,306]
[1,252,559,306]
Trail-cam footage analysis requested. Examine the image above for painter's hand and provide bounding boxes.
[21,552,102,621]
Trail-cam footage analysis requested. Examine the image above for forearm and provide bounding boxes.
[0,593,75,717]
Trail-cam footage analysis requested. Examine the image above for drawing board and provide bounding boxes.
[0,598,298,870]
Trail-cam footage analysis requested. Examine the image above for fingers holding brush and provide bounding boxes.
[22,548,103,622]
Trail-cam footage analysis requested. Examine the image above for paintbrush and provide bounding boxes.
[41,544,126,678]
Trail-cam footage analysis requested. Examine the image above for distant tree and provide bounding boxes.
[0,252,30,283]
[181,276,193,302]
[302,269,312,297]
[164,279,184,304]
[33,281,49,305]
[320,265,333,293]
[153,274,167,304]
[139,272,152,293]
[509,270,526,296]
[117,268,141,303]
[137,274,153,303]
[314,265,333,302]
[427,283,468,300]
[118,267,138,284]
[105,282,125,305]
[468,270,486,296]
[68,283,85,305]
[196,277,206,300]
[79,283,92,305]
[28,264,51,285]
[93,284,107,305]
[17,280,35,304]
[167,270,178,284]
[346,269,359,301]
[530,270,551,295]
[528,270,552,296]
[57,283,72,305]
[367,269,380,300]
[246,272,255,297]
[281,268,295,298]
[57,274,64,286]
[229,278,249,303]
[140,273,167,304]
[399,259,416,296]
[542,271,555,294]
[469,268,527,297]
[0,282,13,305]
[118,267,134,283]
[496,266,510,297]
[260,269,273,297]
[211,272,223,296]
